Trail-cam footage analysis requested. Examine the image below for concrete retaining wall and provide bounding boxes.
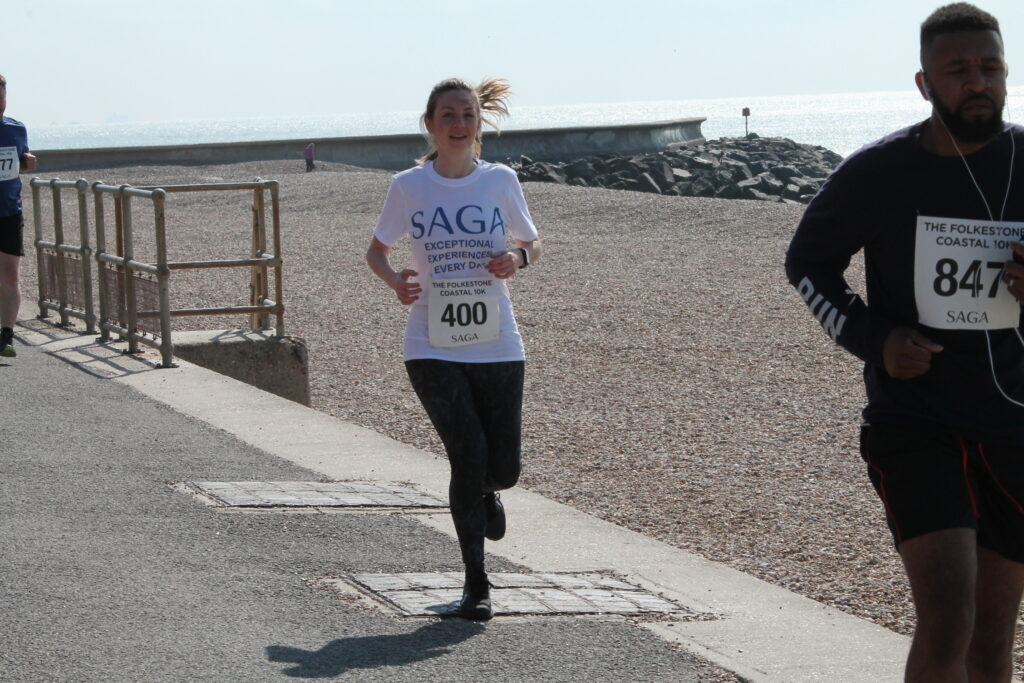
[35,118,706,171]
[171,329,311,406]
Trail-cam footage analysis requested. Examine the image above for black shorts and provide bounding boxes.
[860,423,1024,562]
[0,213,24,257]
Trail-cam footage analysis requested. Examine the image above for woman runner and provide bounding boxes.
[366,77,541,621]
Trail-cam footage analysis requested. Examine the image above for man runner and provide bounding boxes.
[0,74,37,357]
[785,4,1024,680]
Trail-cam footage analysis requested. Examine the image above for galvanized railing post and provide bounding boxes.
[120,187,139,354]
[113,189,127,339]
[152,189,174,367]
[252,178,269,329]
[92,183,111,341]
[74,178,96,334]
[50,179,70,326]
[249,192,260,330]
[30,179,48,319]
[269,180,284,336]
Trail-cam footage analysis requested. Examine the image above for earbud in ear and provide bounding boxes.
[918,71,933,101]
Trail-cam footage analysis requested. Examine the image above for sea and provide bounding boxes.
[29,87,1024,159]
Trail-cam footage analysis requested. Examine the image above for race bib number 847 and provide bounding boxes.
[914,215,1024,330]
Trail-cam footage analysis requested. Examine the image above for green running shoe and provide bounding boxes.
[0,329,15,358]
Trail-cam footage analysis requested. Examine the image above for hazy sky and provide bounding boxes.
[4,0,1022,125]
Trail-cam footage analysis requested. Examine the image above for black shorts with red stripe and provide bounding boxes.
[860,423,1024,562]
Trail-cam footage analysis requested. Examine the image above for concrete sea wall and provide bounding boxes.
[35,118,706,171]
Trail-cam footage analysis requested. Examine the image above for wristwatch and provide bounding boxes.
[517,247,530,269]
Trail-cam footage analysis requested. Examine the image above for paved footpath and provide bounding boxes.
[1,315,910,682]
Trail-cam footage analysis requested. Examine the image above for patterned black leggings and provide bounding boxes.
[405,359,524,573]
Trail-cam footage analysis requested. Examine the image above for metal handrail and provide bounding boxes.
[31,177,285,368]
[140,180,285,333]
[137,182,270,192]
[91,179,285,367]
[92,183,172,365]
[29,177,96,333]
[166,256,283,270]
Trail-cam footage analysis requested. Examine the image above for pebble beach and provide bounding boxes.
[19,157,1022,676]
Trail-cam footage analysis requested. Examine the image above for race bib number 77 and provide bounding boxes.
[914,215,1024,330]
[0,147,19,182]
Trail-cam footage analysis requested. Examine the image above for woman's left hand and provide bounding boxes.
[486,250,521,279]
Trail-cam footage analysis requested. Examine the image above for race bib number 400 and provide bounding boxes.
[914,215,1024,330]
[428,277,499,348]
[0,147,19,182]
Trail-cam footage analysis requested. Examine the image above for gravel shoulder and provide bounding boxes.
[22,158,1012,674]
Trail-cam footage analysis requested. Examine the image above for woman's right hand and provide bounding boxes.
[392,269,422,305]
[366,238,420,305]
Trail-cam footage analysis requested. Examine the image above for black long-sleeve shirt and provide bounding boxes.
[785,121,1024,444]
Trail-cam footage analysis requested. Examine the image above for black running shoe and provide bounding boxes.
[0,328,14,358]
[484,492,506,541]
[458,578,493,621]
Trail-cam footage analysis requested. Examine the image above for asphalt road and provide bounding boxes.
[0,339,711,682]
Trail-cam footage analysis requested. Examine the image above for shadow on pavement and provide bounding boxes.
[266,620,485,678]
[17,318,164,378]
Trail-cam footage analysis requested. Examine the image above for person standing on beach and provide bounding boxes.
[0,74,37,358]
[366,77,541,621]
[786,4,1024,679]
[303,143,315,172]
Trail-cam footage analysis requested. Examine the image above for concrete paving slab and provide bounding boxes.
[185,480,447,508]
[336,572,696,618]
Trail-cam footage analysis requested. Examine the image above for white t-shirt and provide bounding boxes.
[373,160,539,362]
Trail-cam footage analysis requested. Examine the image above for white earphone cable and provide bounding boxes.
[935,110,1021,408]
[985,328,1024,408]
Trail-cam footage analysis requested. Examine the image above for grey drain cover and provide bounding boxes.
[329,572,700,618]
[186,481,446,508]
